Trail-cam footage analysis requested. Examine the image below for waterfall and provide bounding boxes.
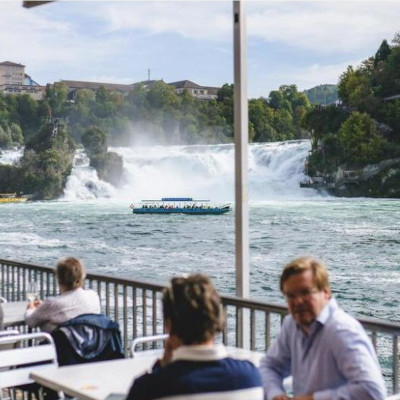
[0,148,23,165]
[63,140,320,201]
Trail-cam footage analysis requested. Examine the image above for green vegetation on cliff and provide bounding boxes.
[304,31,400,197]
[82,126,123,187]
[0,119,75,199]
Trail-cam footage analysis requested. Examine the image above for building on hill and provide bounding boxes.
[168,80,219,100]
[60,80,135,100]
[0,61,25,85]
[60,78,220,101]
[0,61,45,100]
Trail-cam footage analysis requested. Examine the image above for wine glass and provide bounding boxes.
[26,280,38,302]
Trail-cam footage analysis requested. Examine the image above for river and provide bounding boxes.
[1,140,399,322]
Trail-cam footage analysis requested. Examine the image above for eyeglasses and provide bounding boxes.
[284,288,320,302]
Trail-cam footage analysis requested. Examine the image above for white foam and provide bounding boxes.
[63,140,323,201]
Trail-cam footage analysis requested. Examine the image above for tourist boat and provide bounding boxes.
[131,198,231,215]
[0,193,28,203]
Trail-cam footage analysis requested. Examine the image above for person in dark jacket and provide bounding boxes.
[126,274,263,400]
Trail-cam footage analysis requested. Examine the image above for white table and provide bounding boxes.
[1,301,28,328]
[31,356,157,400]
[30,347,265,400]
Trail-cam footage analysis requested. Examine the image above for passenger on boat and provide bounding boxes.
[24,257,101,333]
[127,274,263,400]
[260,256,386,400]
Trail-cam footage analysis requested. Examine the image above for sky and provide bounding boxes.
[1,0,400,98]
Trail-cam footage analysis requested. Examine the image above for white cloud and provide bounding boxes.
[247,2,400,54]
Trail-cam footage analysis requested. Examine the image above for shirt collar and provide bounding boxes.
[172,344,228,362]
[316,297,338,326]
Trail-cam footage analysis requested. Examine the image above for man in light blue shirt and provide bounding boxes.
[260,256,386,400]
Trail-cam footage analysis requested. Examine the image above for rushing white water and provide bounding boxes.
[63,140,319,201]
[0,148,23,165]
[63,150,117,201]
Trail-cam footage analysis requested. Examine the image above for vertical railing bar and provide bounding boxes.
[52,270,57,295]
[46,271,51,297]
[265,312,271,350]
[152,291,157,344]
[235,306,240,348]
[393,335,399,394]
[222,305,228,345]
[123,285,128,356]
[105,282,110,316]
[6,264,10,300]
[22,268,26,301]
[39,271,44,301]
[1,264,5,298]
[132,287,137,342]
[17,266,21,301]
[250,309,256,350]
[11,266,16,302]
[143,289,147,341]
[97,280,102,305]
[114,283,119,322]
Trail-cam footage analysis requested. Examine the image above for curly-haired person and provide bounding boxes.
[127,274,263,400]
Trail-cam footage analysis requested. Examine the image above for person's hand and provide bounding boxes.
[272,395,292,400]
[26,299,42,310]
[159,336,180,367]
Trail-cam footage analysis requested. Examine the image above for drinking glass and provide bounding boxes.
[26,281,38,302]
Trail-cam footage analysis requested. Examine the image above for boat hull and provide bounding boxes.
[133,207,230,215]
[0,197,27,203]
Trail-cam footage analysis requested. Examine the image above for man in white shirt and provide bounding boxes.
[259,256,386,400]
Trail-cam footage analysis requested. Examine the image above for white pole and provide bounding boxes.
[233,1,250,348]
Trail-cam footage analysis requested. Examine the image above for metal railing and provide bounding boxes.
[1,258,399,393]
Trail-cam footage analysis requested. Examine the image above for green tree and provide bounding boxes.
[81,126,107,158]
[45,82,68,117]
[338,112,384,165]
[374,39,391,67]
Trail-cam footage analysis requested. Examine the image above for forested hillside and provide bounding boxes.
[303,84,338,105]
[303,32,400,197]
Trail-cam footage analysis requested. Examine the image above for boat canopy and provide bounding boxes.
[140,198,210,202]
[162,197,193,201]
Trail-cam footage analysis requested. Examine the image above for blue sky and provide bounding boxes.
[1,1,400,98]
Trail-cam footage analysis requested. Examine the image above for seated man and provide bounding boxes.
[260,256,386,400]
[127,274,263,400]
[25,257,101,332]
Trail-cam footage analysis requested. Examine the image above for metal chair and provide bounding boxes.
[0,330,20,351]
[0,332,60,400]
[130,334,168,358]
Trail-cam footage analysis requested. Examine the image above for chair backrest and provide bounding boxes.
[0,330,20,351]
[131,334,168,358]
[0,332,58,392]
[51,313,125,366]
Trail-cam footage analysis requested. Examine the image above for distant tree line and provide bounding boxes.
[1,80,312,151]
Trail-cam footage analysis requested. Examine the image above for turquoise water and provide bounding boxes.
[1,198,399,322]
